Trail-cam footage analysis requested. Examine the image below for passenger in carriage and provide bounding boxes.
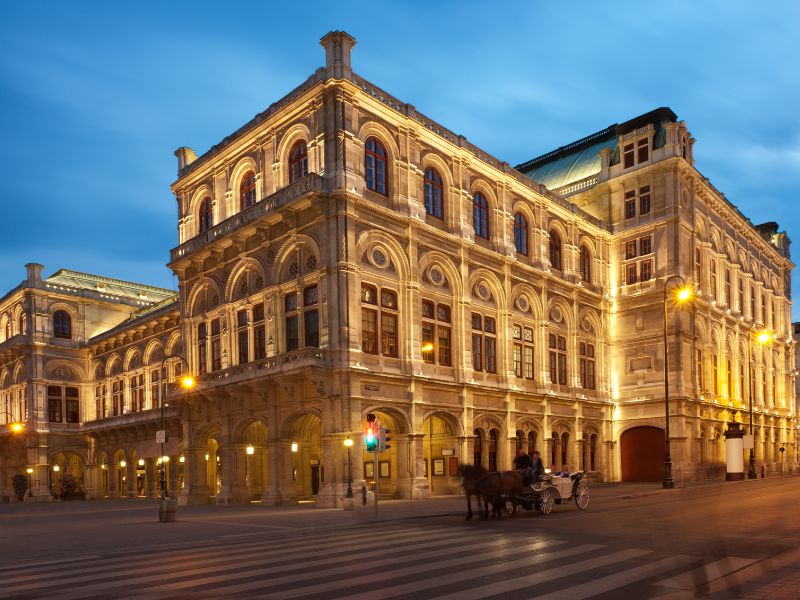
[513,448,531,471]
[522,451,544,487]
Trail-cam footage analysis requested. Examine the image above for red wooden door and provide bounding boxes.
[621,426,665,482]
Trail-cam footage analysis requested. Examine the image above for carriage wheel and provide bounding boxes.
[574,481,590,510]
[504,499,517,517]
[538,489,554,515]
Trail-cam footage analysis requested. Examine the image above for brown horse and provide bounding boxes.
[461,465,524,520]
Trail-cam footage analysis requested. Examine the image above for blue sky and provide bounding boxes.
[1,2,799,315]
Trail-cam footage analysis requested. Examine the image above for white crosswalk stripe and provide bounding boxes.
[0,524,761,600]
[1,526,443,588]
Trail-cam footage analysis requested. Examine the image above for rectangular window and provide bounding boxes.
[361,309,377,354]
[198,322,208,375]
[65,387,79,423]
[285,315,299,352]
[253,304,266,361]
[637,137,649,163]
[725,270,731,306]
[738,279,744,313]
[579,342,596,390]
[750,285,755,319]
[472,334,482,371]
[712,354,719,396]
[47,385,62,422]
[524,345,534,379]
[626,264,637,285]
[696,349,703,391]
[726,358,732,399]
[623,143,635,168]
[237,309,249,365]
[304,310,319,348]
[639,185,651,214]
[639,236,652,256]
[710,261,717,301]
[485,337,497,374]
[514,344,522,378]
[625,240,637,259]
[381,313,398,358]
[624,189,636,219]
[695,248,702,281]
[150,369,160,409]
[438,326,451,366]
[421,321,434,363]
[640,260,653,281]
[549,334,567,385]
[211,318,221,371]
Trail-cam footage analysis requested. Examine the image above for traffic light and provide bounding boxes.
[378,427,391,452]
[365,423,378,452]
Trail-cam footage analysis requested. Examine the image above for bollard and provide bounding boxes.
[760,464,766,479]
[361,484,367,506]
[159,497,178,522]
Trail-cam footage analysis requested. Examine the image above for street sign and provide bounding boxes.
[156,430,166,444]
[441,448,455,456]
[743,434,753,449]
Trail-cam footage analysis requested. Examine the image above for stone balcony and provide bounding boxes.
[170,173,326,263]
[81,407,178,432]
[196,347,329,391]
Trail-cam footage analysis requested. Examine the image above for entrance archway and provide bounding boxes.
[283,412,322,500]
[235,419,269,502]
[620,426,665,482]
[49,452,85,500]
[422,413,460,495]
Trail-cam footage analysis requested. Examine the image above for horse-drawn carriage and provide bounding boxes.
[503,471,590,516]
[462,465,589,519]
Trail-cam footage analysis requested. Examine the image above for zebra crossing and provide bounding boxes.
[0,523,761,599]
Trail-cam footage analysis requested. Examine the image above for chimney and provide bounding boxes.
[25,263,43,287]
[320,31,356,79]
[174,147,197,175]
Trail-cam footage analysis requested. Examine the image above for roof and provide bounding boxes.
[516,108,678,191]
[45,269,176,304]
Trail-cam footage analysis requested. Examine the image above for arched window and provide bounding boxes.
[473,429,483,467]
[580,245,591,283]
[240,171,256,210]
[18,314,25,335]
[472,192,489,239]
[488,429,498,471]
[513,213,528,255]
[549,230,562,270]
[424,167,443,219]
[199,198,213,233]
[515,430,524,452]
[289,140,308,183]
[560,432,570,469]
[365,137,388,195]
[4,320,10,340]
[53,310,71,339]
[527,431,537,455]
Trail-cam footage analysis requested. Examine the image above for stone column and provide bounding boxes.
[314,434,340,508]
[178,448,210,505]
[261,441,282,506]
[146,458,159,499]
[126,461,137,498]
[407,433,430,500]
[168,455,180,498]
[107,462,120,499]
[215,443,236,505]
[230,445,249,504]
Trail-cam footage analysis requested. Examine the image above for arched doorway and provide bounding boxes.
[620,426,665,482]
[49,452,85,500]
[97,451,109,497]
[235,419,268,503]
[284,412,322,500]
[361,411,400,497]
[473,428,484,467]
[422,413,460,495]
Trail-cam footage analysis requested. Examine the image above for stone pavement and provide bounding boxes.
[733,568,800,599]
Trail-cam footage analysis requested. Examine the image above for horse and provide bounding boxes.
[461,465,524,520]
[460,464,489,520]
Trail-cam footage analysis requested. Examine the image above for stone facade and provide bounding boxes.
[0,31,795,505]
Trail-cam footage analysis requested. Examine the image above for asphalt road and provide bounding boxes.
[0,475,797,598]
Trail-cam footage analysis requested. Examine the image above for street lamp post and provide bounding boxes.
[663,275,693,489]
[344,436,353,499]
[158,354,194,500]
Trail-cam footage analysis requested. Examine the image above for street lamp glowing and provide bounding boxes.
[120,460,127,468]
[10,422,23,433]
[291,442,298,453]
[26,468,33,474]
[246,445,255,455]
[420,343,434,353]
[343,436,353,448]
[675,286,693,303]
[52,465,60,472]
[180,375,195,389]
[756,330,772,345]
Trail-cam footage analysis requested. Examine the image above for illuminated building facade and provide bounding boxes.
[0,32,795,504]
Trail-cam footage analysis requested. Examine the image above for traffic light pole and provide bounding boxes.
[374,447,379,517]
